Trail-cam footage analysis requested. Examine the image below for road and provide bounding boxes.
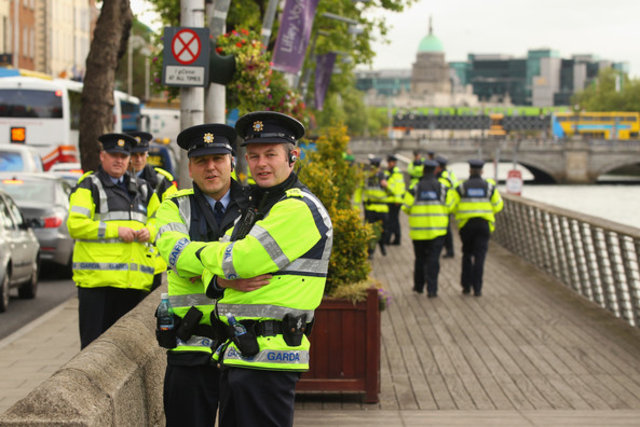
[0,264,76,341]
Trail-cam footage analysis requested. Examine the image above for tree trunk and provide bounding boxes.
[78,0,133,171]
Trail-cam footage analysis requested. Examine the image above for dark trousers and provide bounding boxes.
[364,210,388,256]
[443,219,454,256]
[77,286,147,349]
[459,219,491,294]
[164,364,220,427]
[386,203,402,244]
[219,367,299,427]
[412,236,445,295]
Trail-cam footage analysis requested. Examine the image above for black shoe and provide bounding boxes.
[474,291,482,297]
[380,246,387,256]
[427,293,437,298]
[462,288,471,295]
[413,288,424,294]
[391,241,401,246]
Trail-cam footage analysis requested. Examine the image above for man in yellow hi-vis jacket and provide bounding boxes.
[182,112,332,427]
[67,133,159,349]
[452,159,504,297]
[153,123,270,427]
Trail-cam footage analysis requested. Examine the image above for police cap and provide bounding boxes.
[387,154,398,162]
[177,124,236,158]
[127,131,153,153]
[235,111,304,147]
[369,157,382,166]
[427,150,435,156]
[468,159,485,168]
[98,133,134,155]
[435,155,448,166]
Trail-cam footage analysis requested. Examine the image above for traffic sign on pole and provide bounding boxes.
[506,169,523,195]
[162,27,210,87]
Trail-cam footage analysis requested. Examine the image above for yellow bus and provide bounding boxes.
[552,111,640,140]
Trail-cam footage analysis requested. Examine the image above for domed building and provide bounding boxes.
[411,18,451,95]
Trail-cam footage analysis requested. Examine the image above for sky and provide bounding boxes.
[130,0,640,77]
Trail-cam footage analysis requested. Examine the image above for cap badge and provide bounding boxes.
[203,132,214,144]
[117,139,125,147]
[135,136,141,142]
[252,121,264,132]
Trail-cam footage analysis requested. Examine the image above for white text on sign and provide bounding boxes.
[165,66,205,85]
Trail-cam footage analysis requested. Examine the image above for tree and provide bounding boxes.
[572,68,640,112]
[79,0,133,171]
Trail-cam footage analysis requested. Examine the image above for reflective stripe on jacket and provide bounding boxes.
[67,167,159,290]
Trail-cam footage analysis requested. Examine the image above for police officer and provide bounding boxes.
[402,160,456,297]
[384,154,406,245]
[407,149,424,189]
[452,159,504,296]
[355,157,389,258]
[127,131,178,202]
[435,155,456,258]
[153,123,268,427]
[193,111,333,427]
[127,131,178,292]
[67,133,160,349]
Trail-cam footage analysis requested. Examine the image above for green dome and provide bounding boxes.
[418,34,444,53]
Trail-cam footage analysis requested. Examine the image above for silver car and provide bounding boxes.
[0,173,73,277]
[0,190,40,312]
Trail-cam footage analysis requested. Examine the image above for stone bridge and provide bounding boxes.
[348,137,640,183]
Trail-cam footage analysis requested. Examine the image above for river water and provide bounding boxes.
[503,184,640,229]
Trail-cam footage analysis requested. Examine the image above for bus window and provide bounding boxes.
[0,89,63,118]
[68,89,82,130]
[119,99,140,132]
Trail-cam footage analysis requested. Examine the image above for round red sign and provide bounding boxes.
[171,29,201,65]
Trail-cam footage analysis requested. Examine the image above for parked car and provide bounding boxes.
[0,173,73,278]
[48,161,84,186]
[0,144,44,173]
[0,189,40,312]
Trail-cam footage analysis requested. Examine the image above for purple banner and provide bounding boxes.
[272,0,320,74]
[314,52,336,111]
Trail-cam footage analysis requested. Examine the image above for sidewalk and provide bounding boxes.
[0,297,80,413]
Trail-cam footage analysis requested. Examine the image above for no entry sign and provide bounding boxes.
[172,29,201,65]
[162,27,210,87]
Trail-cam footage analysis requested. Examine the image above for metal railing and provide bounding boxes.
[493,193,640,327]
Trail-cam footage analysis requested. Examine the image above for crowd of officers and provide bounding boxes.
[357,149,504,298]
[66,111,333,427]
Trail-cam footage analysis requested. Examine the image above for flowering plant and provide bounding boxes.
[216,29,309,120]
[216,28,272,115]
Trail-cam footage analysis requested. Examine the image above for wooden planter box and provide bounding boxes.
[296,287,381,403]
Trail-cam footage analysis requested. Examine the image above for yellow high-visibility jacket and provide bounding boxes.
[194,175,333,372]
[67,168,160,290]
[452,175,504,232]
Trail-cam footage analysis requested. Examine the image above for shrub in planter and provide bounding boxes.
[298,125,376,297]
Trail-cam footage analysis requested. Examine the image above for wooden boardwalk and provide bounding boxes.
[294,215,640,425]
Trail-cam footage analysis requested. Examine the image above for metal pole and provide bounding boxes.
[204,0,230,124]
[13,0,18,68]
[179,0,205,188]
[261,0,279,48]
[127,38,133,94]
[144,57,150,101]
